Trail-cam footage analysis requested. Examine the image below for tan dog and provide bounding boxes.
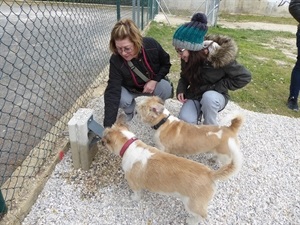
[101,113,242,225]
[136,96,244,164]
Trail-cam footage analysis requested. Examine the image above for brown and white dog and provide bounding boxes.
[136,96,244,165]
[101,113,242,225]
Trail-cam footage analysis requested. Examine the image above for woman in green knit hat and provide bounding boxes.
[172,12,252,125]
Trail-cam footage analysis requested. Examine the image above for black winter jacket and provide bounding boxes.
[176,34,251,104]
[103,37,171,127]
[290,0,300,23]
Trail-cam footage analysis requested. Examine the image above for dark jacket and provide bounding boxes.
[103,37,171,127]
[290,0,300,23]
[176,34,251,104]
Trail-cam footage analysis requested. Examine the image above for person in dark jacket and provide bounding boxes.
[172,13,251,125]
[287,0,300,111]
[103,19,172,127]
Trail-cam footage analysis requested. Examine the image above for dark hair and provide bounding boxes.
[182,50,207,84]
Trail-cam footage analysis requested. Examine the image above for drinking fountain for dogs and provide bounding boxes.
[68,108,104,170]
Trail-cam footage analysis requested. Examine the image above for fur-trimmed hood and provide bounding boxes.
[176,33,251,103]
[204,34,238,68]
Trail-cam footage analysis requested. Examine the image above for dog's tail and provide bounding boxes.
[211,138,243,181]
[229,114,244,133]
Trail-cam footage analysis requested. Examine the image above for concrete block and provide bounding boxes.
[68,108,100,170]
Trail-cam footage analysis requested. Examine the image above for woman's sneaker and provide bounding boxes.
[287,97,299,111]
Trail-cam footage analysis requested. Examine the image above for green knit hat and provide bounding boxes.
[172,13,208,51]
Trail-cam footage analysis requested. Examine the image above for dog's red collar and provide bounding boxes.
[120,137,138,157]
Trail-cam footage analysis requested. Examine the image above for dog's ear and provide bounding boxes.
[151,103,164,114]
[153,96,164,105]
[115,113,129,128]
[101,128,110,147]
[158,96,165,105]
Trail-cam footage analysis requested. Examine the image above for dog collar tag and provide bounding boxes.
[120,137,138,157]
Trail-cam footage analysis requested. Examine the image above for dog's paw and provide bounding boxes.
[131,191,142,201]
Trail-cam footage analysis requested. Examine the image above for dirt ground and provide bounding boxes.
[154,13,297,33]
[217,20,296,33]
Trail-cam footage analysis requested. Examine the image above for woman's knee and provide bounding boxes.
[179,100,200,124]
[119,87,134,108]
[154,79,172,100]
[201,91,215,106]
[201,91,225,110]
[179,112,198,124]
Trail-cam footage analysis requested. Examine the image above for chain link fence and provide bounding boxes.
[0,0,292,222]
[158,0,220,26]
[0,0,158,218]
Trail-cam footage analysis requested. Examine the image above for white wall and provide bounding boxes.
[219,0,290,17]
[161,0,291,18]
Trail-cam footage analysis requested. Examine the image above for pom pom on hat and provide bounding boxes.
[172,12,208,51]
[191,13,207,25]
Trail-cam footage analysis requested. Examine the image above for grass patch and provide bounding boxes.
[145,18,299,118]
[219,13,298,25]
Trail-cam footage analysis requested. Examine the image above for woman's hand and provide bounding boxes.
[143,80,157,94]
[177,93,187,103]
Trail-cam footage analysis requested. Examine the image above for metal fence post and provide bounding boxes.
[154,0,158,15]
[137,0,141,28]
[141,0,144,30]
[148,0,152,21]
[117,0,121,20]
[132,0,136,24]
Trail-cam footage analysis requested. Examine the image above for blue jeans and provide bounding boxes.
[119,79,172,115]
[179,90,226,125]
[289,25,300,100]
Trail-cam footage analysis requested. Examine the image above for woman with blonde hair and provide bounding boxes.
[103,19,172,127]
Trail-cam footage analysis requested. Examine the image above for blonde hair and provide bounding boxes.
[109,19,143,55]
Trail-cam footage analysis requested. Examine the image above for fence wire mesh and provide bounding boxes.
[159,0,220,26]
[0,0,158,216]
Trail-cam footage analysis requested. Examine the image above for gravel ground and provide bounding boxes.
[21,95,300,225]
